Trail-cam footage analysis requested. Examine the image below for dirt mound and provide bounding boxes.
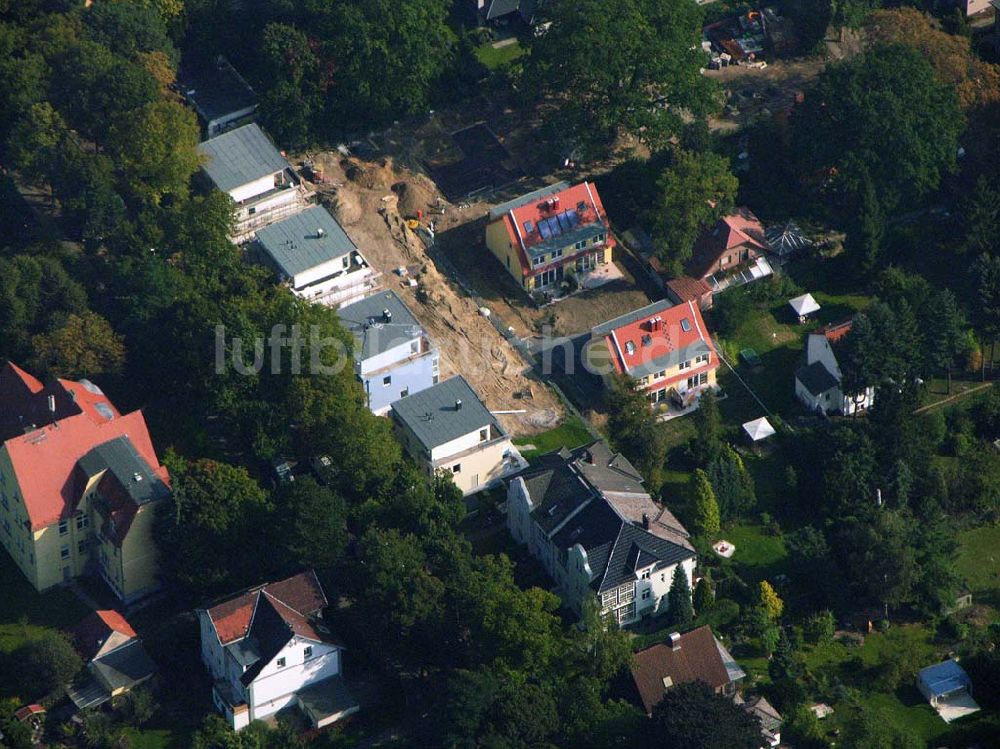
[327,189,362,225]
[343,158,394,191]
[391,180,436,218]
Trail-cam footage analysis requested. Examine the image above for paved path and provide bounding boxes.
[914,382,993,414]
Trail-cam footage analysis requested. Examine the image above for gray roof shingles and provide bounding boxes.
[255,206,358,279]
[591,298,676,337]
[338,290,426,362]
[796,360,839,397]
[392,376,503,451]
[78,436,169,506]
[198,123,290,193]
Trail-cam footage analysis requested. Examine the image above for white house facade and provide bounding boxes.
[506,441,696,626]
[795,323,875,416]
[196,571,359,731]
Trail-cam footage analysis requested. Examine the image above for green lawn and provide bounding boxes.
[715,523,788,581]
[957,525,1000,596]
[474,39,525,70]
[514,416,593,460]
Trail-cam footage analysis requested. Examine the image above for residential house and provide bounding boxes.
[253,206,379,308]
[629,626,746,714]
[391,376,525,495]
[337,290,440,415]
[794,320,874,415]
[475,0,539,25]
[685,207,774,293]
[197,570,359,731]
[665,275,714,311]
[485,181,614,298]
[966,0,991,15]
[0,362,170,604]
[506,440,695,626]
[197,123,311,242]
[181,56,258,139]
[585,299,719,409]
[737,694,783,748]
[67,610,156,710]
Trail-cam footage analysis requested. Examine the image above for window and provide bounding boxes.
[641,569,651,580]
[59,519,69,536]
[533,255,546,267]
[661,573,666,583]
[78,540,87,555]
[699,372,708,386]
[276,657,286,668]
[410,340,419,354]
[400,388,409,399]
[574,240,586,250]
[248,206,257,215]
[303,646,313,660]
[76,514,89,531]
[60,545,70,560]
[479,428,488,442]
[382,375,391,387]
[452,464,461,474]
[552,248,564,259]
[642,589,651,600]
[679,360,691,370]
[654,370,666,380]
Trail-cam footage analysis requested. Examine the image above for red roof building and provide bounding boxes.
[485,181,615,295]
[587,300,719,407]
[687,207,770,282]
[0,362,169,603]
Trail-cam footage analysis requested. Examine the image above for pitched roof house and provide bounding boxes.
[794,319,874,416]
[253,206,379,308]
[685,208,774,293]
[585,300,719,410]
[67,610,156,710]
[507,440,695,627]
[629,626,746,714]
[197,123,310,242]
[0,362,169,603]
[475,0,540,25]
[485,181,615,297]
[391,376,525,495]
[337,290,440,415]
[197,571,359,731]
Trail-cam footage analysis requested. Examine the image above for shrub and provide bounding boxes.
[803,610,836,645]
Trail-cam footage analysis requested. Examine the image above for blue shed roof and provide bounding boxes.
[918,660,970,697]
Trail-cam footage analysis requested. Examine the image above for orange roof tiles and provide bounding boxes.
[0,363,168,531]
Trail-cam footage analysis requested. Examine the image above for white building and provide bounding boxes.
[794,320,874,416]
[197,124,311,243]
[253,206,379,308]
[390,376,525,495]
[506,441,696,626]
[197,571,359,731]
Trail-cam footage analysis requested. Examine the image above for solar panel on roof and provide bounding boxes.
[556,212,571,232]
[545,216,561,236]
[538,220,552,239]
[566,209,579,227]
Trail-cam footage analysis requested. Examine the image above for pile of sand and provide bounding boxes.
[325,189,362,226]
[391,180,436,218]
[342,158,395,191]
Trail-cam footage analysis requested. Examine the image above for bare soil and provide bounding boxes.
[296,150,564,436]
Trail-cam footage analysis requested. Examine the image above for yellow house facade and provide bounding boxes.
[484,181,615,293]
[0,363,169,604]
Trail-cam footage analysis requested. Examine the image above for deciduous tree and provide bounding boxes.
[647,681,761,749]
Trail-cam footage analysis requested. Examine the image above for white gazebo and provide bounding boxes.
[743,417,776,443]
[788,293,820,323]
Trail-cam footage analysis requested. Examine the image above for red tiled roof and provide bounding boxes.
[666,276,712,303]
[630,626,733,714]
[818,319,853,343]
[687,207,769,280]
[496,182,614,274]
[72,610,137,659]
[0,364,168,531]
[205,570,329,646]
[601,301,718,382]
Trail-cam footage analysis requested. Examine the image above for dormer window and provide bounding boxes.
[276,657,286,668]
[303,646,313,660]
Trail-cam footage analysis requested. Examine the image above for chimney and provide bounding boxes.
[455,399,463,411]
[383,309,392,323]
[668,632,682,651]
[316,227,325,238]
[642,513,650,530]
[48,395,56,415]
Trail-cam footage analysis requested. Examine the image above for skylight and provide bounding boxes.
[625,341,636,355]
[680,318,691,333]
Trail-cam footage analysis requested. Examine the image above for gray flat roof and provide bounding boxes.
[78,436,169,506]
[182,57,257,123]
[338,290,426,361]
[255,206,358,278]
[198,124,290,193]
[592,298,676,337]
[392,376,503,450]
